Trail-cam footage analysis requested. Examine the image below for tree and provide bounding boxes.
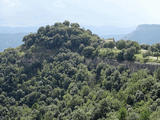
[51,33,63,48]
[116,40,126,50]
[71,23,80,28]
[140,109,150,120]
[117,51,124,61]
[63,20,70,26]
[124,47,136,61]
[118,107,127,120]
[141,44,150,50]
[92,98,111,119]
[81,85,90,96]
[82,46,95,58]
[104,41,115,49]
[153,52,160,61]
[71,109,88,120]
[155,68,160,80]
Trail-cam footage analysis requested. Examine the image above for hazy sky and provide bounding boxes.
[0,0,160,27]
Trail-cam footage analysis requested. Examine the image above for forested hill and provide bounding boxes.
[1,21,160,120]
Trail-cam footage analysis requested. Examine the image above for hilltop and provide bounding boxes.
[2,24,160,52]
[0,21,160,120]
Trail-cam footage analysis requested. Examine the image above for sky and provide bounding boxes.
[0,0,160,27]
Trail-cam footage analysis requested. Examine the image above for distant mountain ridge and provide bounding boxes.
[1,24,160,52]
[0,33,27,51]
[123,24,160,44]
[0,26,38,51]
[101,34,126,41]
[85,25,135,36]
[0,26,38,33]
[0,25,135,51]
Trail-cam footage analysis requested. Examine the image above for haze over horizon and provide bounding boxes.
[0,0,160,27]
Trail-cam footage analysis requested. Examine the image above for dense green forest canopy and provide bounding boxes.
[0,21,160,120]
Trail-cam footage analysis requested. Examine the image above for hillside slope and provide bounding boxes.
[0,21,160,120]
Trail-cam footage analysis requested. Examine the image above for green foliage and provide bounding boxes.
[139,109,150,120]
[155,68,160,80]
[0,21,160,119]
[104,41,115,49]
[124,47,136,61]
[83,46,95,58]
[116,40,126,50]
[71,108,88,120]
[118,107,127,120]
